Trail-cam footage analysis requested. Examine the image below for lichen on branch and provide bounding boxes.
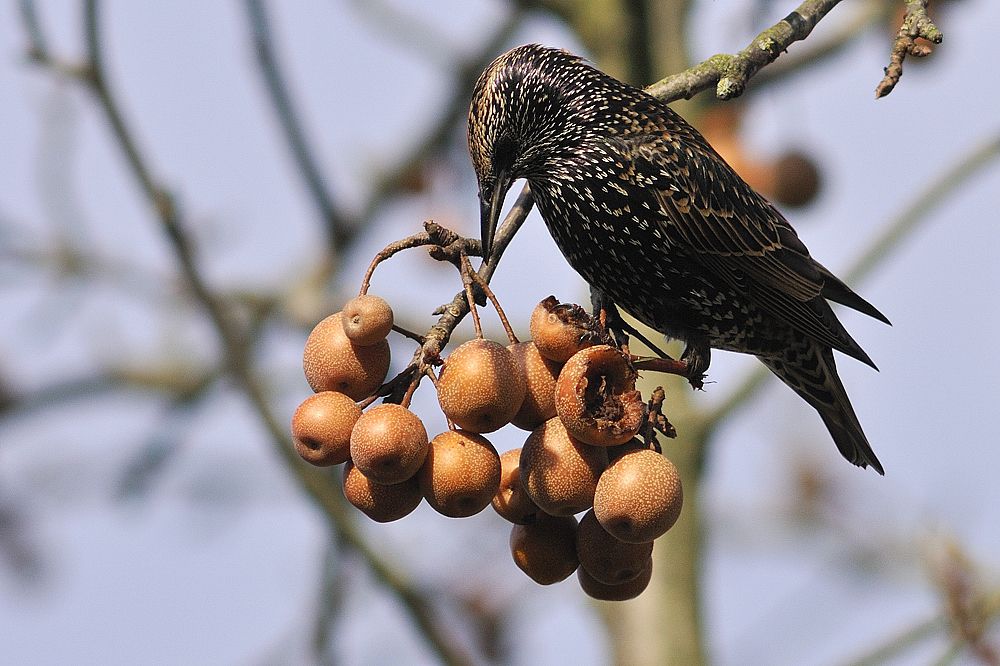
[645,0,845,103]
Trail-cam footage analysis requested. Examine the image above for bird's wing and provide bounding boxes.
[618,132,876,367]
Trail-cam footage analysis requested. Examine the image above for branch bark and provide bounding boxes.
[645,0,845,103]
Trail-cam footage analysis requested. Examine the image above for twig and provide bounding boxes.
[423,366,455,430]
[466,259,519,345]
[399,370,423,409]
[645,0,846,102]
[391,324,425,344]
[751,0,890,92]
[459,254,484,339]
[845,589,1000,666]
[311,541,345,664]
[876,0,943,99]
[359,226,441,295]
[416,186,534,365]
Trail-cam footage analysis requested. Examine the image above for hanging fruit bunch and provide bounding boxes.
[291,221,686,601]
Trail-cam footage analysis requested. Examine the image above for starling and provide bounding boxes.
[469,44,890,474]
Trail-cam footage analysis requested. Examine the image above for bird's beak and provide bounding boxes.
[480,172,510,262]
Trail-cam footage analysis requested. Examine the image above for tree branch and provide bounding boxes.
[645,0,845,103]
[750,0,890,92]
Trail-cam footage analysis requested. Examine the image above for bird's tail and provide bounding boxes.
[760,338,885,475]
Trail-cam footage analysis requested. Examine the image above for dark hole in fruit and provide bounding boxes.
[584,374,625,421]
[301,438,321,451]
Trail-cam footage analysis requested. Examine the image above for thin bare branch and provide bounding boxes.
[359,10,525,221]
[243,0,354,251]
[751,0,890,91]
[645,0,846,102]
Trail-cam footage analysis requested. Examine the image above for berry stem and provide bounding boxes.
[399,370,422,409]
[357,394,381,410]
[358,220,460,296]
[359,228,438,295]
[465,255,519,345]
[392,324,425,344]
[458,254,484,339]
[423,366,457,430]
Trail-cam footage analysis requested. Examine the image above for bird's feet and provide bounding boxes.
[680,343,710,390]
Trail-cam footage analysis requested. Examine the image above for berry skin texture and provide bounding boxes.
[577,556,653,601]
[576,509,653,585]
[594,449,683,544]
[519,417,608,516]
[291,391,361,466]
[509,513,579,585]
[349,403,429,485]
[508,341,562,431]
[342,294,394,346]
[303,312,390,400]
[436,339,526,433]
[555,345,645,447]
[419,430,501,518]
[343,461,422,523]
[492,447,540,524]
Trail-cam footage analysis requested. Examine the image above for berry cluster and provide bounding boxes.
[291,229,683,601]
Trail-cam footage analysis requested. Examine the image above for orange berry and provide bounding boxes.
[436,339,526,433]
[509,513,579,585]
[576,509,653,585]
[342,294,394,346]
[594,449,682,543]
[529,296,597,362]
[419,430,501,518]
[343,461,422,522]
[291,391,360,466]
[349,403,429,485]
[519,417,608,516]
[577,556,652,601]
[555,345,645,446]
[303,313,389,400]
[492,447,540,524]
[508,341,561,431]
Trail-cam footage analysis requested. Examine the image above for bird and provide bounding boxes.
[468,44,890,474]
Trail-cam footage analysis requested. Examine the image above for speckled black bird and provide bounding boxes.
[469,44,890,474]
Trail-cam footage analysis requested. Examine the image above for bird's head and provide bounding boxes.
[468,44,589,259]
